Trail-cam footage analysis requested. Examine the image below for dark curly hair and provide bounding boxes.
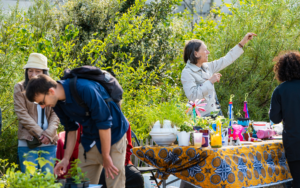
[273,51,300,82]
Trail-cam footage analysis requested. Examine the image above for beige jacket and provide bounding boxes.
[181,45,244,116]
[14,81,59,143]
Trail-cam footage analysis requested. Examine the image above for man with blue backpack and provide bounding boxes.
[25,66,129,188]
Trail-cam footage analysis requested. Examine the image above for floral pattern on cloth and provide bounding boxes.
[132,141,292,187]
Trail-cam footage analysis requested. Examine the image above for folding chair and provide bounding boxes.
[131,131,181,188]
[131,130,161,188]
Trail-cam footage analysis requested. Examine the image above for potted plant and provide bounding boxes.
[146,101,189,129]
[71,175,84,188]
[210,110,220,119]
[55,179,66,188]
[194,117,212,147]
[148,102,190,146]
[65,159,85,188]
[177,122,193,146]
[194,117,211,131]
[243,124,253,141]
[79,170,90,188]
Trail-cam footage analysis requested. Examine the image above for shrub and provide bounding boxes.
[0,0,186,164]
[0,151,61,188]
[183,0,300,120]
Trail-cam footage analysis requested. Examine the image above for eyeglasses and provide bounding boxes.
[34,94,46,106]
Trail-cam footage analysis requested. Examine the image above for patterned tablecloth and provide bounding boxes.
[132,140,292,188]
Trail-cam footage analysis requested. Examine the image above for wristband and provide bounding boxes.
[238,43,244,48]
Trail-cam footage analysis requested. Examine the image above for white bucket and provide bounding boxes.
[177,131,190,146]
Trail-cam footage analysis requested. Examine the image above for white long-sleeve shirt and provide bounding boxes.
[18,105,52,147]
[181,45,244,116]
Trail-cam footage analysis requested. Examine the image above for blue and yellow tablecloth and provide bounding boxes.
[132,140,292,187]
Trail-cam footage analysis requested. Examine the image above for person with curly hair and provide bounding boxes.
[270,51,300,188]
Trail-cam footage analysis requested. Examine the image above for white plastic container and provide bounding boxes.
[253,121,268,131]
[272,123,283,135]
[150,133,177,146]
[150,121,162,134]
[193,133,203,148]
[150,120,178,146]
[163,120,172,133]
[177,131,190,146]
[172,126,178,135]
[153,121,161,129]
[163,120,172,128]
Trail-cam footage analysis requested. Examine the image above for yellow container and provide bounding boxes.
[211,134,222,148]
[211,121,222,148]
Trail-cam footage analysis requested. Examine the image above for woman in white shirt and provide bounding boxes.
[181,33,256,117]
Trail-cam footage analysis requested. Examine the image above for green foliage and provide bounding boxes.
[194,117,213,129]
[72,175,81,184]
[0,0,185,163]
[246,124,253,134]
[178,122,194,132]
[0,1,53,164]
[65,158,81,179]
[216,116,230,128]
[0,159,9,177]
[144,101,189,128]
[0,151,60,188]
[64,158,88,183]
[188,0,300,121]
[1,0,299,167]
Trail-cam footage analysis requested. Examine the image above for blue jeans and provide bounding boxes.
[18,145,57,173]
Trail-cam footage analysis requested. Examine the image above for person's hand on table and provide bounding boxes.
[209,73,222,84]
[239,32,257,46]
[103,155,119,179]
[54,158,69,176]
[40,135,50,145]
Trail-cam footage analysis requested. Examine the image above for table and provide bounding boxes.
[132,140,292,188]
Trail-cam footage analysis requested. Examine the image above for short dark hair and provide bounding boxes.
[183,39,203,64]
[23,69,49,89]
[26,74,57,102]
[273,51,300,82]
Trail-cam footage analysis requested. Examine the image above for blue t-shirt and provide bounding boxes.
[53,78,128,153]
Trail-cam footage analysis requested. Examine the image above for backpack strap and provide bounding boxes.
[104,97,113,110]
[64,117,68,150]
[41,108,44,130]
[55,104,69,150]
[70,77,90,116]
[69,77,114,116]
